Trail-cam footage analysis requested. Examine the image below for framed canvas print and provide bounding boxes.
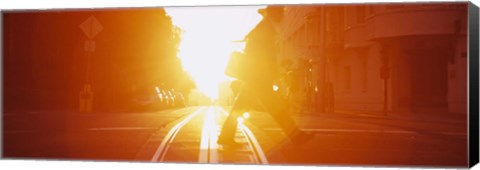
[1,1,479,169]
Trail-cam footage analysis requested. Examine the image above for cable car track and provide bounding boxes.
[147,106,268,164]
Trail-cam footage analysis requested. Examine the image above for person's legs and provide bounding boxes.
[217,106,242,142]
[218,86,253,145]
[256,87,314,145]
[256,87,299,138]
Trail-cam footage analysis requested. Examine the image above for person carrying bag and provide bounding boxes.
[218,6,314,148]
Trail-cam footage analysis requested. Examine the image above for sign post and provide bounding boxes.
[380,49,390,116]
[79,15,103,113]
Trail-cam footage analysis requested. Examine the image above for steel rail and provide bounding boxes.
[151,107,207,162]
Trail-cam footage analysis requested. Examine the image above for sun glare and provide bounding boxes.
[166,6,264,100]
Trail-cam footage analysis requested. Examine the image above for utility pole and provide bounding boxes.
[380,48,390,116]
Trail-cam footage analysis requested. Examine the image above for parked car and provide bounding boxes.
[132,87,161,112]
[174,92,186,107]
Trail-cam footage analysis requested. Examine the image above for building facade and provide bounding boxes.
[275,3,468,115]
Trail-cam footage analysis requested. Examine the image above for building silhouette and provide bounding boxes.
[3,8,195,113]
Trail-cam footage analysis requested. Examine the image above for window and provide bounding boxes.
[344,8,351,29]
[447,3,467,9]
[367,6,375,17]
[326,9,333,32]
[420,4,446,9]
[361,55,368,91]
[356,6,366,23]
[345,66,351,90]
[326,13,334,43]
[386,4,405,10]
[344,6,357,30]
[295,30,300,48]
[306,17,318,46]
[300,24,306,47]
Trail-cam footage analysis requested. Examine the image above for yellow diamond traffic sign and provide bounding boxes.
[79,15,103,39]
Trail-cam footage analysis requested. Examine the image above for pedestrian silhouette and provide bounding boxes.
[219,6,314,148]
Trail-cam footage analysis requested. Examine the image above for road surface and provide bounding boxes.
[3,106,468,167]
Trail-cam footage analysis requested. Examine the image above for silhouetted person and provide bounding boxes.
[218,6,314,148]
[230,80,243,97]
[228,79,250,112]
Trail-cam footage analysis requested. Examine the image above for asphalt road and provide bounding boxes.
[2,106,468,168]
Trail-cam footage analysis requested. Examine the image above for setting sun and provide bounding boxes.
[165,6,264,100]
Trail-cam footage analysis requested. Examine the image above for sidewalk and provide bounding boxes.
[216,105,467,124]
[296,108,467,124]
